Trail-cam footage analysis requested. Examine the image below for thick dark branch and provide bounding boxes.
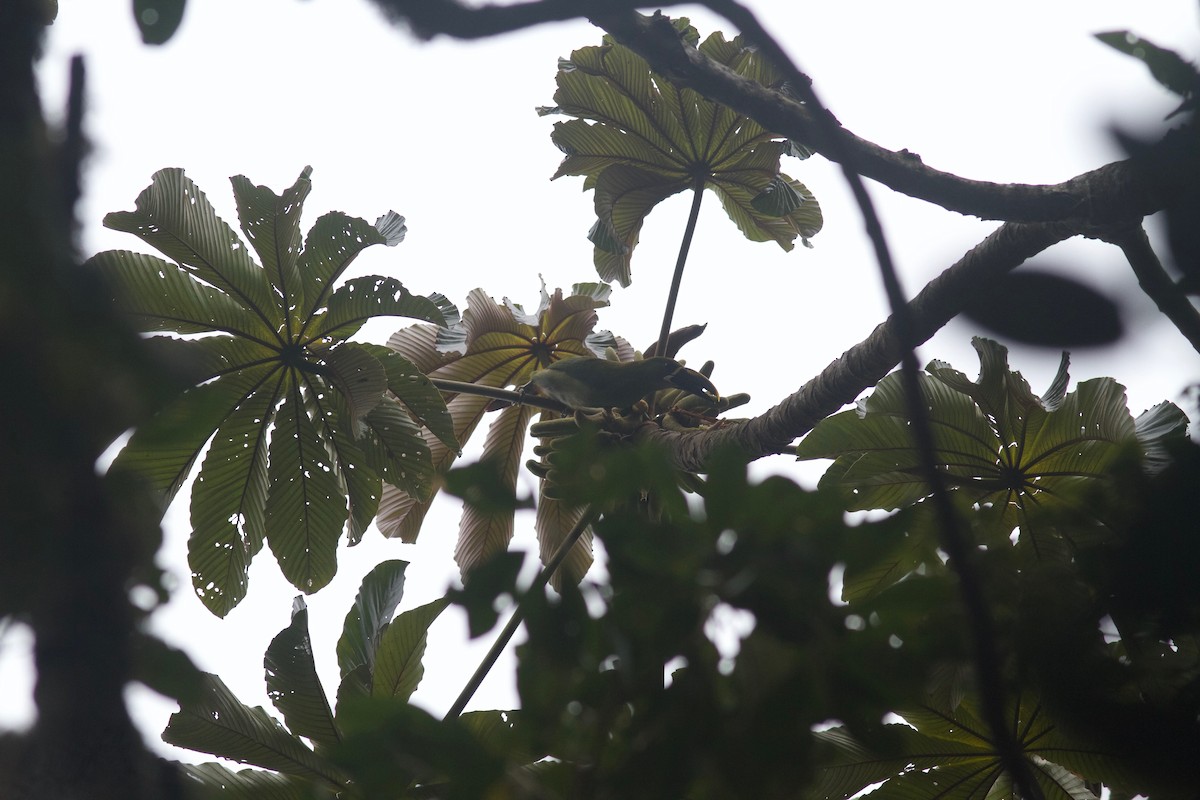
[594,11,1167,226]
[638,220,1078,468]
[366,0,670,39]
[1104,226,1200,356]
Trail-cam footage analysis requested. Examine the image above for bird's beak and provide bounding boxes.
[666,366,720,401]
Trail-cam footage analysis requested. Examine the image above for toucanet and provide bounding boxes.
[522,356,719,410]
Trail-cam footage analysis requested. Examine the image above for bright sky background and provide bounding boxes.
[5,0,1199,765]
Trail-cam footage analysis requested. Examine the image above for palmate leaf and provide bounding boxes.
[90,167,457,616]
[809,694,1108,800]
[378,284,616,582]
[544,19,823,285]
[795,337,1189,560]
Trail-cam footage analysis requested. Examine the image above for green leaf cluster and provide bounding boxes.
[796,337,1188,564]
[541,20,823,285]
[88,168,457,616]
[164,561,456,798]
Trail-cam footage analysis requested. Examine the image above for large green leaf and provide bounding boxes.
[266,389,347,594]
[92,250,272,339]
[810,694,1105,800]
[103,168,281,329]
[454,404,538,577]
[796,338,1188,559]
[162,672,347,789]
[264,598,341,753]
[189,382,279,616]
[542,20,822,285]
[231,169,310,333]
[88,167,457,614]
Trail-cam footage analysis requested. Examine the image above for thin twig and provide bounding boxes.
[444,506,599,720]
[429,377,569,413]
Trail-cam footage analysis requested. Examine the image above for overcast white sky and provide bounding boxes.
[5,0,1199,764]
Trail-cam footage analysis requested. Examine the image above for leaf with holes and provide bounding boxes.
[88,167,457,616]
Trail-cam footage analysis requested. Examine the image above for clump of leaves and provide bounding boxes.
[539,18,823,286]
[380,283,631,586]
[812,690,1139,800]
[87,167,458,616]
[161,560,493,796]
[795,337,1189,590]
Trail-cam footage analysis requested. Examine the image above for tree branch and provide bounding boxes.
[638,220,1079,468]
[593,10,1168,227]
[1103,226,1200,357]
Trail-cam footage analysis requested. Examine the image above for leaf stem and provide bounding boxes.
[655,175,706,358]
[443,506,598,720]
[428,377,568,413]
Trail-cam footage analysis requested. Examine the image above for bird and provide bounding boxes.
[522,356,719,410]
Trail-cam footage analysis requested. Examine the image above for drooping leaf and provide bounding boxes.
[361,344,459,451]
[1134,400,1191,474]
[535,489,594,592]
[88,168,455,614]
[264,598,341,753]
[189,382,278,616]
[544,21,822,285]
[454,403,538,578]
[265,390,347,594]
[359,399,435,500]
